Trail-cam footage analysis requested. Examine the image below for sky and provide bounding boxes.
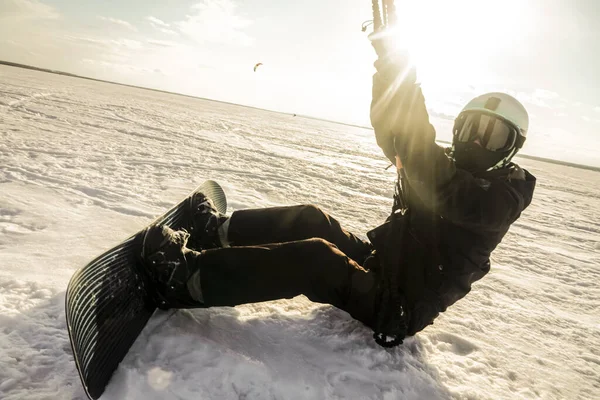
[1,0,599,167]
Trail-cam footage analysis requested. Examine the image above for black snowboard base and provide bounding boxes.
[65,180,227,400]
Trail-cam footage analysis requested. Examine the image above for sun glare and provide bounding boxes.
[389,0,535,87]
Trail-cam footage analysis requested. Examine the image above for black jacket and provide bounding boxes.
[369,56,536,335]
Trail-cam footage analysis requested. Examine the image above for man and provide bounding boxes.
[365,30,537,342]
[139,29,536,346]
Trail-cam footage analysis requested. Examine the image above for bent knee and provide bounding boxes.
[296,204,328,224]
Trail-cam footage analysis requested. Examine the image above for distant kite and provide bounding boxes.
[253,62,263,72]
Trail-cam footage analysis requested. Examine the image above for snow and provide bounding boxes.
[0,64,598,400]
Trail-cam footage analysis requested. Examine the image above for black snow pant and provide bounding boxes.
[191,205,378,329]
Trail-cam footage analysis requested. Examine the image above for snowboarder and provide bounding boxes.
[139,30,536,346]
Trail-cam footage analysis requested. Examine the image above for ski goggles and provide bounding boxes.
[453,111,523,152]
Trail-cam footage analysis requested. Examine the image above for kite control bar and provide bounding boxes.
[362,0,397,32]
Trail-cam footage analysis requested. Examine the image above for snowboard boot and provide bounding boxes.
[140,224,204,309]
[187,192,228,250]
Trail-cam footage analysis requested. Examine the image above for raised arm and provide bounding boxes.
[370,31,456,184]
[369,32,528,233]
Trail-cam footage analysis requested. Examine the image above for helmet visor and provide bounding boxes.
[454,112,518,152]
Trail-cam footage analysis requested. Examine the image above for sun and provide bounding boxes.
[387,0,535,87]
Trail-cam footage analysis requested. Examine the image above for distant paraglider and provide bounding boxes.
[253,62,263,72]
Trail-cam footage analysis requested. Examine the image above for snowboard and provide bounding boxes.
[65,180,227,400]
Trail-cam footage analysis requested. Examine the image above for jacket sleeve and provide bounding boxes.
[370,53,457,185]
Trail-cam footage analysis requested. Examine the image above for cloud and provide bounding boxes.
[81,58,153,74]
[98,16,137,32]
[594,107,600,113]
[146,15,179,36]
[516,88,563,109]
[63,35,108,47]
[64,35,143,50]
[111,38,143,50]
[0,0,59,20]
[146,39,177,48]
[176,0,253,45]
[159,28,179,36]
[533,89,559,100]
[146,16,169,28]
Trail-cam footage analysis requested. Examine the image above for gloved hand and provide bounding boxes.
[368,28,415,83]
[368,28,396,60]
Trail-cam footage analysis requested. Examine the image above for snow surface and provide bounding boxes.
[0,64,599,400]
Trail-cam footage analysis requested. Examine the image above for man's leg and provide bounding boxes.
[191,238,377,329]
[225,205,372,265]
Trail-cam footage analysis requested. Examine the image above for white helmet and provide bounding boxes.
[452,92,529,170]
[454,92,528,150]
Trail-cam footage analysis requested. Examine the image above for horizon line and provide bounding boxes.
[1,59,598,173]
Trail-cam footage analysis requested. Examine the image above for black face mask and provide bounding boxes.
[453,141,511,174]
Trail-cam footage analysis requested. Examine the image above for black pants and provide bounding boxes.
[194,205,378,329]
